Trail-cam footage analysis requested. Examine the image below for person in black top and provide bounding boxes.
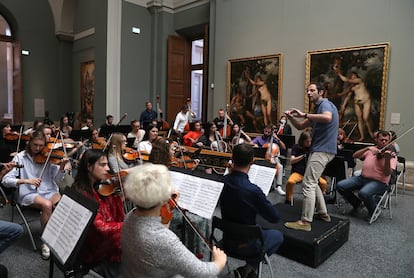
[99,115,115,139]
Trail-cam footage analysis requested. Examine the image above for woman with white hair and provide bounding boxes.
[122,163,227,278]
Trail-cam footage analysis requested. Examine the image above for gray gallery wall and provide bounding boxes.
[211,0,414,160]
[0,0,72,123]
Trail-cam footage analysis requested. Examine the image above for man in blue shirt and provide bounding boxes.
[221,143,283,277]
[139,101,158,131]
[284,82,339,232]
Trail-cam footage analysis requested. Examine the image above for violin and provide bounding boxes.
[92,137,107,150]
[47,138,75,150]
[169,155,198,170]
[4,133,30,142]
[123,147,139,162]
[97,171,128,196]
[34,147,65,165]
[160,193,178,224]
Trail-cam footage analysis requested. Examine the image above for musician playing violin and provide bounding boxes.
[336,130,397,220]
[72,149,123,277]
[1,130,70,260]
[138,123,159,154]
[108,133,140,172]
[121,163,226,278]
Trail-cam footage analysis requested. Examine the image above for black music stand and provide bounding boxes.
[114,125,131,135]
[43,187,98,278]
[278,134,296,149]
[70,129,92,141]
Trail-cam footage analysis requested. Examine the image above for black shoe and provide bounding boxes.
[349,204,364,216]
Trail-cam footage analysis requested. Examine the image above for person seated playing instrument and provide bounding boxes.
[127,120,145,149]
[229,122,252,147]
[1,130,69,260]
[121,163,227,278]
[213,108,234,134]
[138,123,159,154]
[72,149,124,277]
[194,121,217,149]
[221,143,283,278]
[99,115,115,139]
[183,121,203,147]
[0,120,19,162]
[252,125,286,195]
[59,115,73,138]
[336,130,397,220]
[285,131,327,205]
[107,133,140,172]
[173,105,196,135]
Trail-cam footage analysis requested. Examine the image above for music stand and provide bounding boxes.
[278,134,296,149]
[43,187,98,278]
[70,129,92,141]
[114,124,131,135]
[126,137,136,149]
[254,147,267,159]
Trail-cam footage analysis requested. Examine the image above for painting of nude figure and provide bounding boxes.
[227,54,283,133]
[306,43,390,142]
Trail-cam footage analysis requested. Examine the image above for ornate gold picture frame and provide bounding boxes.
[227,54,283,133]
[305,43,390,142]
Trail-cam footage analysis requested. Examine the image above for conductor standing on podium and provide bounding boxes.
[284,82,338,232]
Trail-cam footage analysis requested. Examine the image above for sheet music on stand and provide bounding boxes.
[41,187,98,268]
[248,160,277,196]
[169,167,224,219]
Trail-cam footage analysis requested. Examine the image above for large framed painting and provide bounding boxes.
[227,54,283,133]
[80,61,95,120]
[305,43,390,142]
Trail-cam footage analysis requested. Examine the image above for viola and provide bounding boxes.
[97,171,129,196]
[34,147,65,165]
[4,133,30,142]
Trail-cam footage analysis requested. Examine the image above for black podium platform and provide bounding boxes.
[257,203,350,268]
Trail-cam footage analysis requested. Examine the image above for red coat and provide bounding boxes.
[80,190,124,264]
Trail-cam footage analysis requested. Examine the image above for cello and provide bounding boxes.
[156,95,170,131]
[219,104,232,140]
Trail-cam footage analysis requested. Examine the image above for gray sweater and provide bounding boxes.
[121,212,218,278]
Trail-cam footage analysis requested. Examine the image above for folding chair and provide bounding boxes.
[210,216,274,278]
[0,185,38,251]
[396,156,406,194]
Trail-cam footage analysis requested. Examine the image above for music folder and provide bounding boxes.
[41,187,98,268]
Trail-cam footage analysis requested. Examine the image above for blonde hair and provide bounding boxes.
[124,163,172,209]
[108,132,126,159]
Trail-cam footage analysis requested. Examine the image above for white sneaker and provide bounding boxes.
[41,243,50,260]
[276,186,286,196]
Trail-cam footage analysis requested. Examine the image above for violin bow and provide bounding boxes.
[346,122,358,139]
[176,138,187,169]
[169,198,212,252]
[15,125,24,153]
[103,133,113,153]
[113,145,130,213]
[342,119,350,129]
[379,125,414,152]
[38,136,59,180]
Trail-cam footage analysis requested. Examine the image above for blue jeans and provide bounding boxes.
[224,228,283,270]
[336,176,387,215]
[0,220,23,253]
